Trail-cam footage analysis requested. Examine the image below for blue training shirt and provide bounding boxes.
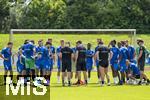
[119,47,129,64]
[86,49,94,64]
[1,47,12,63]
[129,63,140,76]
[110,46,120,63]
[127,46,135,61]
[22,43,35,59]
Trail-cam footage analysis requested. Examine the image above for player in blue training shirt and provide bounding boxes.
[21,40,36,82]
[16,48,26,81]
[94,39,102,82]
[86,43,94,82]
[0,42,13,85]
[109,40,121,85]
[43,42,53,85]
[56,40,65,83]
[35,40,45,77]
[119,41,129,84]
[47,38,55,72]
[125,40,136,64]
[126,60,150,85]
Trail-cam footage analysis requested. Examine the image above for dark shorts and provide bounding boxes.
[99,60,109,68]
[76,61,86,71]
[138,61,145,71]
[62,61,72,72]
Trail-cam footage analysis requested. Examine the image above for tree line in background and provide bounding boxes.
[0,0,150,33]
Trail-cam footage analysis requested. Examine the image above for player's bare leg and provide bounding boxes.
[77,71,81,85]
[57,70,60,83]
[68,72,71,86]
[99,67,105,86]
[105,68,110,86]
[83,71,87,84]
[62,72,65,86]
[97,67,101,83]
[139,71,150,85]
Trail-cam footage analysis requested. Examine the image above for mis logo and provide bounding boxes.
[5,77,48,96]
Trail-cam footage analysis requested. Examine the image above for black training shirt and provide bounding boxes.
[138,46,146,61]
[98,45,110,61]
[76,46,86,61]
[61,47,73,62]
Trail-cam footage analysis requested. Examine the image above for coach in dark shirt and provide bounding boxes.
[96,41,110,86]
[60,42,73,86]
[75,41,88,85]
[137,40,150,85]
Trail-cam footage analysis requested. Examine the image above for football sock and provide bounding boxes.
[9,75,13,81]
[85,80,88,84]
[102,81,104,84]
[147,79,150,83]
[4,75,7,84]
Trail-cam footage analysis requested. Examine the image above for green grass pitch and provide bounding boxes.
[0,71,150,100]
[51,72,150,100]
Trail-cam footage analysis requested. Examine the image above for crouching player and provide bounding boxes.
[86,43,94,82]
[0,42,13,85]
[60,42,74,86]
[126,60,150,85]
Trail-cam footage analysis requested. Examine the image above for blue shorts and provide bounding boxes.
[4,61,12,71]
[86,62,93,71]
[43,60,53,71]
[35,59,44,69]
[17,62,25,73]
[50,59,54,70]
[111,62,119,71]
[120,63,127,73]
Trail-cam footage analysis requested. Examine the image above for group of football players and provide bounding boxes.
[0,38,150,86]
